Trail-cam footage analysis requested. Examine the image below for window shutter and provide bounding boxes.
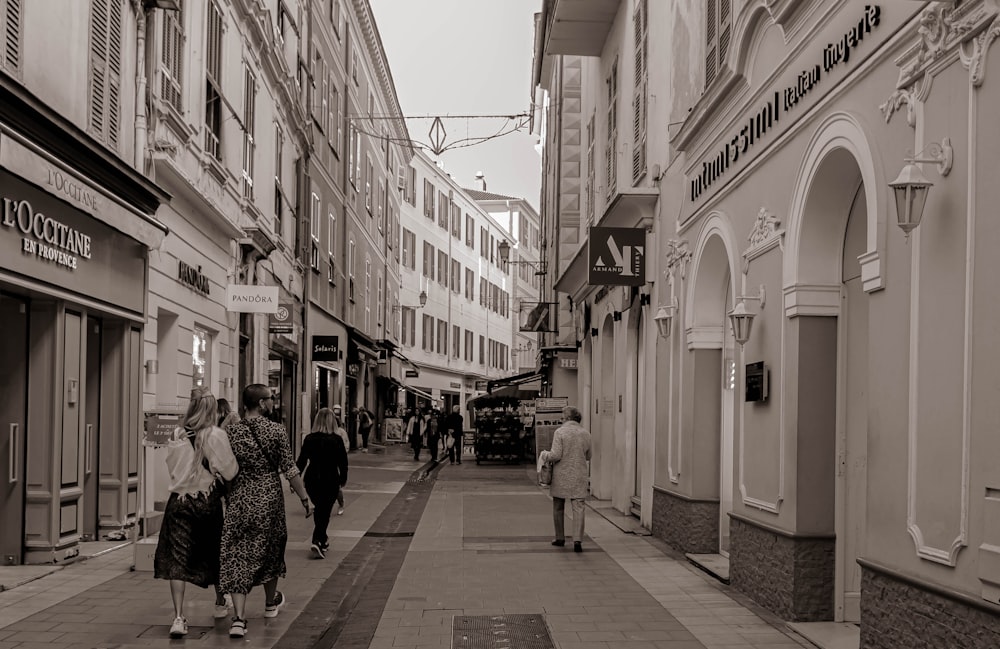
[719,0,731,68]
[89,0,109,138]
[706,0,717,87]
[3,0,22,74]
[161,5,183,111]
[107,0,122,148]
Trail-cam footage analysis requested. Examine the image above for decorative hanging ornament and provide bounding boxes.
[428,117,448,155]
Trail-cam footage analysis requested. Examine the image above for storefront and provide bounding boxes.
[0,119,167,564]
[308,310,347,424]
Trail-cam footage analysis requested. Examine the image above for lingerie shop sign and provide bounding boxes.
[689,5,882,202]
[2,196,93,270]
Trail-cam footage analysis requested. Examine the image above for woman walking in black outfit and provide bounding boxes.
[296,408,349,559]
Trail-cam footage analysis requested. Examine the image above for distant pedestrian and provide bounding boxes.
[358,406,373,452]
[155,387,239,638]
[426,412,441,463]
[445,405,464,465]
[406,408,425,461]
[220,384,312,638]
[297,408,349,559]
[217,398,239,431]
[539,406,592,553]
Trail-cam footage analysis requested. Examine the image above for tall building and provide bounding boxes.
[302,0,410,442]
[0,0,170,563]
[534,0,1000,645]
[142,0,308,509]
[397,151,516,413]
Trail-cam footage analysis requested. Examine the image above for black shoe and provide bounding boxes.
[551,539,565,547]
[573,542,582,553]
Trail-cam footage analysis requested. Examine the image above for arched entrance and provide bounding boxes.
[688,227,738,554]
[791,140,873,623]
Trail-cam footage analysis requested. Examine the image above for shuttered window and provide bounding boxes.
[631,0,647,183]
[205,1,223,159]
[89,0,123,149]
[605,58,618,198]
[706,0,731,88]
[242,63,256,199]
[586,113,595,223]
[2,0,22,75]
[160,2,183,111]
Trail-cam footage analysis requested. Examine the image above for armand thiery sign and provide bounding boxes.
[588,227,646,286]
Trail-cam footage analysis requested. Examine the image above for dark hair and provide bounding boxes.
[217,398,233,426]
[242,383,271,411]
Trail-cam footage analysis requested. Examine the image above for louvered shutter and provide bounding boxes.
[632,0,647,183]
[89,0,109,137]
[719,0,731,69]
[706,0,717,87]
[2,0,21,74]
[161,5,183,111]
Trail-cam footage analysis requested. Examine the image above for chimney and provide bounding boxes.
[474,171,487,192]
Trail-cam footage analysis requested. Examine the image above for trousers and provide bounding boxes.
[552,497,585,542]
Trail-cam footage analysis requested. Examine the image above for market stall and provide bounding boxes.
[468,387,537,464]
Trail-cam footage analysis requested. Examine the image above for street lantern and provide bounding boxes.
[887,138,953,240]
[654,301,676,339]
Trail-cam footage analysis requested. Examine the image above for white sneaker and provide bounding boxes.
[337,508,345,516]
[311,543,326,559]
[263,591,286,618]
[229,617,247,638]
[169,616,188,637]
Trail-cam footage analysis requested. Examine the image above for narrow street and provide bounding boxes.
[0,444,811,649]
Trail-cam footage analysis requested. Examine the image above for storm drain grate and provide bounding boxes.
[453,614,554,649]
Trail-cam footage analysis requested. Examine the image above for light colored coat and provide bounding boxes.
[547,421,592,499]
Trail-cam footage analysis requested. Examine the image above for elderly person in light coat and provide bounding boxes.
[539,405,592,552]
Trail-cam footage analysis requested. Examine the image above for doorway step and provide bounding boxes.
[585,498,651,535]
[786,622,859,649]
[685,553,730,584]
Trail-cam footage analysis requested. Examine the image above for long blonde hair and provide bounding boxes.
[183,386,218,469]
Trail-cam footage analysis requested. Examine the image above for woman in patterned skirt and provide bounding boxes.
[154,387,239,638]
[219,384,312,638]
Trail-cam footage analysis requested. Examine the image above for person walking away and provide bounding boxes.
[297,408,349,559]
[155,387,239,638]
[217,397,239,431]
[539,405,592,553]
[331,405,349,515]
[406,408,424,461]
[220,384,312,638]
[358,406,373,452]
[425,413,441,463]
[445,405,464,465]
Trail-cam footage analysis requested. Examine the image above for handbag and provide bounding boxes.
[446,436,455,450]
[538,461,552,487]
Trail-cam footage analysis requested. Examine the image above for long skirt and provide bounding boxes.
[154,490,224,588]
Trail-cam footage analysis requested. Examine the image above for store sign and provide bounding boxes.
[311,335,339,361]
[225,284,279,313]
[178,260,210,296]
[689,4,881,203]
[348,362,360,377]
[559,357,577,369]
[144,413,180,446]
[588,227,645,286]
[2,197,93,270]
[270,303,294,334]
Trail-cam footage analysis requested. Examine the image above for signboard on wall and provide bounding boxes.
[588,227,645,286]
[311,335,339,361]
[269,303,293,334]
[144,413,181,446]
[226,284,279,313]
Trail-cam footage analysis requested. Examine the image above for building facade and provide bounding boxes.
[0,0,169,563]
[397,151,517,414]
[535,0,1000,645]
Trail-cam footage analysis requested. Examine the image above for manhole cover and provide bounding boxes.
[137,624,214,639]
[453,614,554,649]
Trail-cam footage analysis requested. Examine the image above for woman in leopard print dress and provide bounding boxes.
[219,384,312,637]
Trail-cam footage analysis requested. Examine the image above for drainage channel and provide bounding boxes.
[273,459,445,649]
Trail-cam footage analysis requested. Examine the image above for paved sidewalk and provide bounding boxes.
[0,445,813,649]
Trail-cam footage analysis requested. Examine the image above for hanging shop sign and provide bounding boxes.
[225,284,279,313]
[688,5,882,203]
[178,260,210,296]
[588,227,646,286]
[311,335,339,361]
[347,362,360,377]
[269,303,294,334]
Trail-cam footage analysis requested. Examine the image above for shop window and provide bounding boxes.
[192,325,211,389]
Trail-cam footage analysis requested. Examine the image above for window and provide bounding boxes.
[606,58,618,197]
[452,325,460,358]
[331,0,341,38]
[328,256,336,284]
[310,192,320,241]
[402,228,416,269]
[423,179,435,219]
[422,314,433,351]
[351,47,358,85]
[451,203,461,239]
[586,113,595,223]
[422,241,435,279]
[311,241,319,271]
[242,63,256,198]
[436,251,447,285]
[365,155,373,213]
[437,190,448,229]
[348,239,356,300]
[632,0,648,183]
[465,268,474,301]
[377,179,385,232]
[89,0,124,148]
[377,272,383,327]
[465,214,474,247]
[204,2,223,159]
[480,226,488,257]
[348,124,360,188]
[192,326,211,388]
[478,334,485,365]
[401,307,416,347]
[160,0,183,110]
[314,52,326,129]
[274,125,284,227]
[365,260,371,330]
[437,319,447,354]
[464,330,473,362]
[406,167,417,205]
[450,259,460,293]
[706,0,732,88]
[327,208,335,259]
[479,277,487,307]
[331,83,341,153]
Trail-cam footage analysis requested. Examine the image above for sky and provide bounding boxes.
[369,0,542,210]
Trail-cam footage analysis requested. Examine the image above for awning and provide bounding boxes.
[487,370,544,392]
[386,377,436,402]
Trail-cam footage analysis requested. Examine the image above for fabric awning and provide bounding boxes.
[387,377,436,402]
[487,370,543,392]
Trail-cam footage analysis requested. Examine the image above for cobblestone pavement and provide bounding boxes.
[0,445,814,649]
